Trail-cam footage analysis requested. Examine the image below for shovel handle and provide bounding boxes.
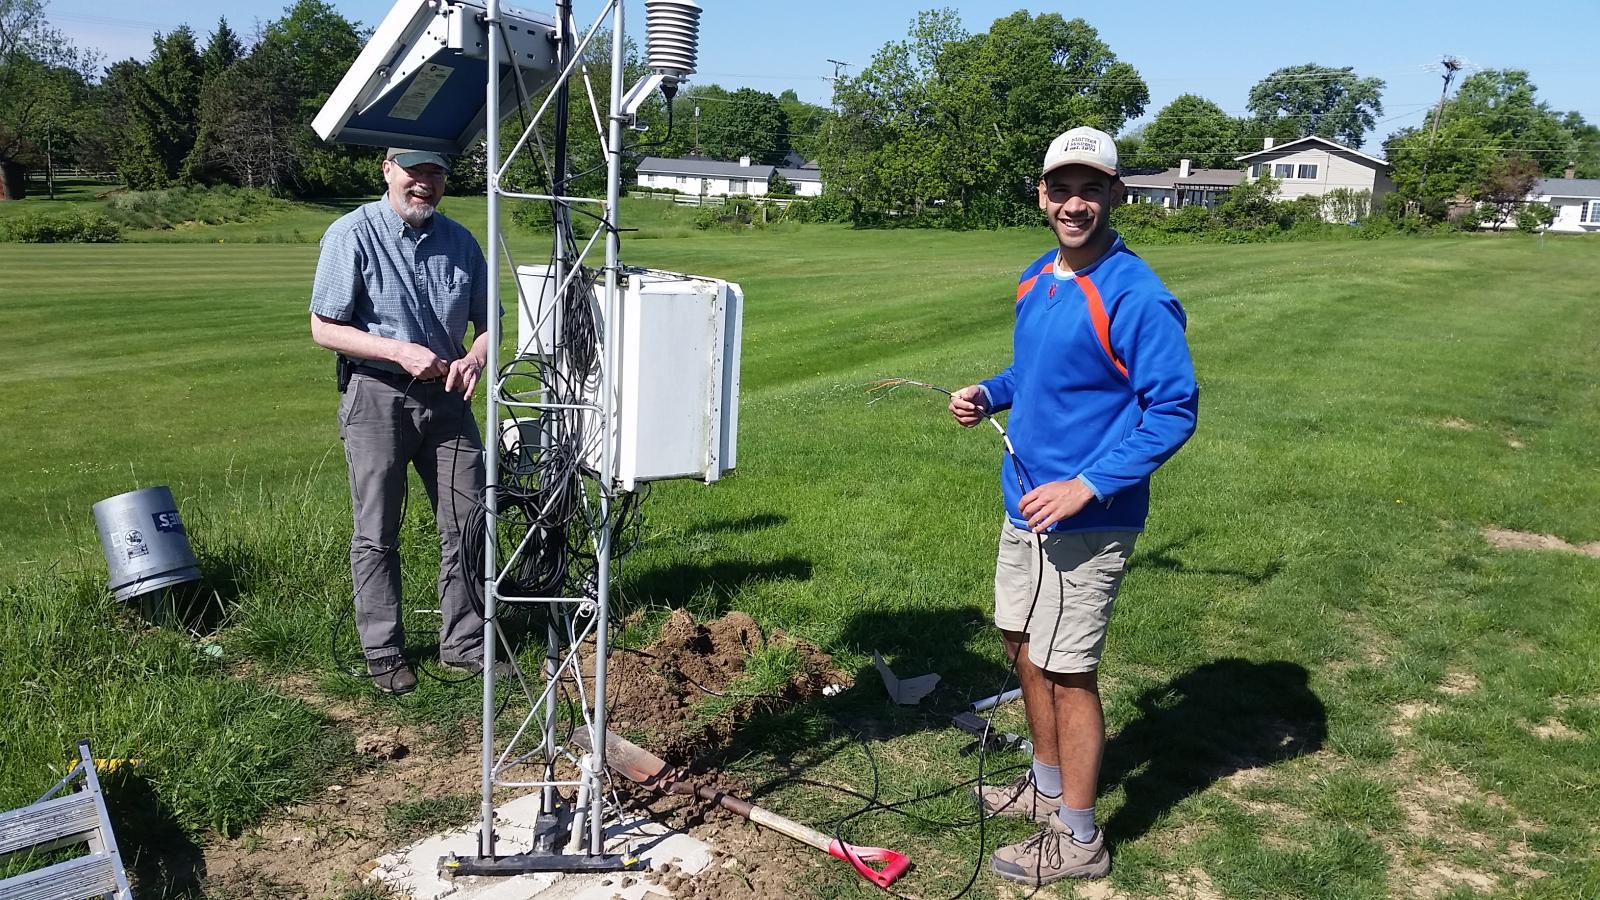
[826,839,912,889]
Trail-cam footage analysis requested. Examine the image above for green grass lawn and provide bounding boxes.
[1,216,1598,898]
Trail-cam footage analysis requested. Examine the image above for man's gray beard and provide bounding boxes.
[397,202,436,227]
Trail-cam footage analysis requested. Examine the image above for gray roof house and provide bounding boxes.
[635,155,824,197]
[1529,171,1600,233]
[1235,135,1394,210]
[1121,159,1244,209]
[636,155,777,181]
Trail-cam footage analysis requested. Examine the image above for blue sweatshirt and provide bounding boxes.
[980,234,1198,534]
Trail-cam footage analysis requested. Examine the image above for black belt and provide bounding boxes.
[351,364,440,389]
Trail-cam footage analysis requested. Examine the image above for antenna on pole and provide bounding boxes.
[826,58,851,110]
[1419,55,1466,200]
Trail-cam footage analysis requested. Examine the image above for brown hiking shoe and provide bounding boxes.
[990,814,1109,885]
[367,656,417,696]
[974,772,1062,822]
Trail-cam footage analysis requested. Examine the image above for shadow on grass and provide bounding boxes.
[619,556,813,616]
[1130,529,1285,585]
[689,513,788,535]
[104,774,206,898]
[726,655,1323,849]
[1102,658,1324,847]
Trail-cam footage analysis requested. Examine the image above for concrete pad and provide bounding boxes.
[371,793,711,900]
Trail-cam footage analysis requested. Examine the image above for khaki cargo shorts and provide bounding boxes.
[994,519,1138,674]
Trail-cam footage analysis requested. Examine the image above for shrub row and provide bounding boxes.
[104,185,288,230]
[0,210,122,243]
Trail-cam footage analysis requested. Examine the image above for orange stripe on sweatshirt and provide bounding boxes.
[1076,274,1128,379]
[1016,261,1054,302]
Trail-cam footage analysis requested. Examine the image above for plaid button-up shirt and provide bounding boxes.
[310,199,494,374]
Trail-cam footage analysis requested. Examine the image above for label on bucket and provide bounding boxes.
[153,510,185,534]
[119,529,150,559]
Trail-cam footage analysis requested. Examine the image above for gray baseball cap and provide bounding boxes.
[386,148,452,173]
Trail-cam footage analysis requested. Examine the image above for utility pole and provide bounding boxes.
[46,125,55,200]
[693,104,700,155]
[825,58,851,111]
[1418,56,1463,202]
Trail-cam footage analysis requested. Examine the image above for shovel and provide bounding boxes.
[573,728,911,889]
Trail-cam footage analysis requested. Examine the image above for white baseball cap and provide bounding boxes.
[1041,126,1118,178]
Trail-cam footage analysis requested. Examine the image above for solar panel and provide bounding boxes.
[312,0,560,154]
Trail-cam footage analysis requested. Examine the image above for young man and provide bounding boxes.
[309,148,498,695]
[949,126,1199,883]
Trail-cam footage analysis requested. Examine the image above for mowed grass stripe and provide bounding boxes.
[2,222,1598,897]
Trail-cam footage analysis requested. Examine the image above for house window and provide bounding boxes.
[1584,200,1600,224]
[1251,163,1265,177]
[676,175,687,185]
[728,178,748,194]
[1273,163,1294,178]
[1297,164,1318,179]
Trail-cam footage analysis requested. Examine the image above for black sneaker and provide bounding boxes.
[367,656,417,695]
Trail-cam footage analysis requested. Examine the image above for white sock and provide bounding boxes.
[1030,760,1062,798]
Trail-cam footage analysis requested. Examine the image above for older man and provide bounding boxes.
[950,126,1199,884]
[309,148,497,695]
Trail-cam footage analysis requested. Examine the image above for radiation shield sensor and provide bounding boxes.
[312,0,560,154]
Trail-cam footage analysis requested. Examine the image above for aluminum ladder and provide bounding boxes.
[0,740,133,900]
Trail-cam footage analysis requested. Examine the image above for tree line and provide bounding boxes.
[3,0,1594,225]
[818,8,1597,227]
[0,0,828,201]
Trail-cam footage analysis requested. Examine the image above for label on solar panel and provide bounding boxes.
[390,63,454,120]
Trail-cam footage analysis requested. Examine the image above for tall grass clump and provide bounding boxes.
[105,186,291,231]
[0,566,345,837]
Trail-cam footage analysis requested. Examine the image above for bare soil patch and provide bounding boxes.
[1530,718,1581,740]
[203,675,480,898]
[607,609,852,766]
[1481,527,1600,558]
[1438,417,1477,431]
[1439,671,1479,696]
[204,613,853,898]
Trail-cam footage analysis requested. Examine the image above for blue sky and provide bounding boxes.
[48,0,1600,150]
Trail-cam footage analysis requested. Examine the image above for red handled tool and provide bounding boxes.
[574,729,912,889]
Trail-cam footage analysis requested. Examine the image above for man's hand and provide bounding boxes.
[1019,478,1096,533]
[395,343,448,380]
[445,356,486,400]
[949,385,989,427]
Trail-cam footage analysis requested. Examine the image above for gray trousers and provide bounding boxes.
[338,373,485,662]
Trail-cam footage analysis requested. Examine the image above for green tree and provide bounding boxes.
[199,17,243,80]
[1135,94,1238,168]
[190,42,300,190]
[766,172,794,196]
[1559,112,1599,179]
[824,8,1147,225]
[257,0,373,195]
[1386,69,1586,210]
[693,87,788,165]
[0,0,100,197]
[1246,63,1385,147]
[1445,70,1573,176]
[776,88,828,162]
[1383,115,1495,206]
[1477,153,1540,231]
[116,26,205,187]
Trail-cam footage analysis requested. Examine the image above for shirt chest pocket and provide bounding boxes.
[424,262,471,305]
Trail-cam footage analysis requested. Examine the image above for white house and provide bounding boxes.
[772,161,823,197]
[1122,159,1244,209]
[636,156,825,198]
[1235,135,1394,213]
[1528,174,1600,233]
[636,156,776,197]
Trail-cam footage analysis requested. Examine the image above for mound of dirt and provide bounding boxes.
[607,609,852,766]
